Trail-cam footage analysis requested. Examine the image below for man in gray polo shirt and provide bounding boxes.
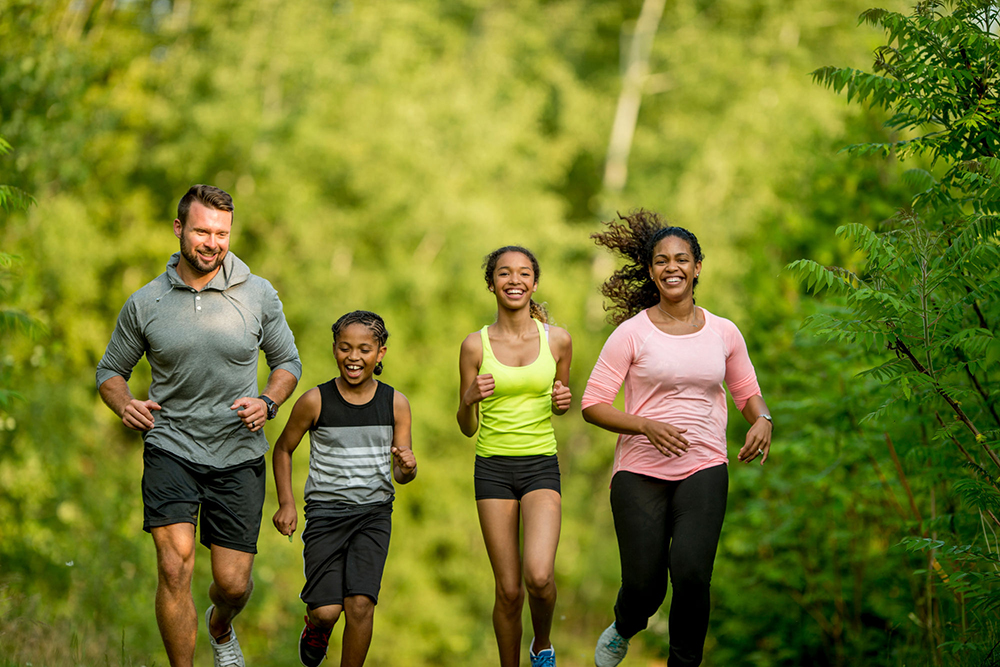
[97,185,301,667]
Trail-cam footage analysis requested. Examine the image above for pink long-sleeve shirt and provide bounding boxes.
[581,308,762,481]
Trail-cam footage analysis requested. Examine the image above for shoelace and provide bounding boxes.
[303,625,331,649]
[605,635,628,653]
[212,635,244,667]
[533,652,556,667]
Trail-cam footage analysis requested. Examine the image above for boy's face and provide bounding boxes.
[334,323,386,386]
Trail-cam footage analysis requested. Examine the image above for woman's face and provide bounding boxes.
[648,235,701,302]
[491,251,537,310]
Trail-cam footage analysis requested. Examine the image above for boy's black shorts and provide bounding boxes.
[301,504,393,608]
[141,445,266,554]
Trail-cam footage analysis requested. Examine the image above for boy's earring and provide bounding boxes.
[374,361,384,376]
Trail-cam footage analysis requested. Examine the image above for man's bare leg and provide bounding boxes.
[206,544,255,642]
[152,523,198,667]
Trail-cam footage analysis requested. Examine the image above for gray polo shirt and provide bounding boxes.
[96,251,302,468]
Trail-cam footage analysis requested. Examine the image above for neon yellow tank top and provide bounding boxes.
[475,318,558,457]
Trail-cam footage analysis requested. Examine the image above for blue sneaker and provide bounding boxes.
[530,640,556,667]
[594,623,629,666]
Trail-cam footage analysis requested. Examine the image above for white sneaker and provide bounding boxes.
[205,605,246,667]
[594,623,629,667]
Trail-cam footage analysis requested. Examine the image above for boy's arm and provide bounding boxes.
[391,390,417,484]
[272,387,321,537]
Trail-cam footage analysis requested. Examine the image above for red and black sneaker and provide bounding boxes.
[298,615,333,667]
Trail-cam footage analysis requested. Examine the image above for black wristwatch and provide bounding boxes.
[259,394,278,420]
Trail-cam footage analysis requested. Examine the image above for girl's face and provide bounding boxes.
[490,251,537,310]
[648,235,701,302]
[334,323,386,386]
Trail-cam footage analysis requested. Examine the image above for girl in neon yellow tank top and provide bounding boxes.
[457,246,573,667]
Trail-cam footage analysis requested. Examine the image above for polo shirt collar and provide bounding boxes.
[165,251,251,292]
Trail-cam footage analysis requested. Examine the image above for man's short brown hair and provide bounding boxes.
[177,185,234,227]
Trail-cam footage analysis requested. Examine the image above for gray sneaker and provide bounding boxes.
[594,623,629,667]
[205,605,246,667]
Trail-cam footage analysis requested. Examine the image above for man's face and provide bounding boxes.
[173,200,233,276]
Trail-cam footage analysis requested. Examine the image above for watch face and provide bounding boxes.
[262,396,277,419]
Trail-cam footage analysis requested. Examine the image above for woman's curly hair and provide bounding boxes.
[591,209,704,325]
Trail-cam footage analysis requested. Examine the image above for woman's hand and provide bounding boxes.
[641,419,690,458]
[551,380,572,414]
[737,417,772,465]
[463,373,495,406]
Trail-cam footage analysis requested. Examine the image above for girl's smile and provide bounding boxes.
[334,323,386,387]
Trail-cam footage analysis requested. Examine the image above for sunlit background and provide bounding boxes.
[6,1,993,666]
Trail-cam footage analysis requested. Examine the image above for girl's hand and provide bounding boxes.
[272,504,297,537]
[641,419,690,458]
[738,418,772,465]
[551,380,572,413]
[463,373,495,406]
[391,446,417,476]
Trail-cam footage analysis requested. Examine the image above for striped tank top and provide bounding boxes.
[476,318,558,457]
[304,379,395,517]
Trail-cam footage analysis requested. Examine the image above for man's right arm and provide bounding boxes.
[97,296,159,431]
[99,375,161,431]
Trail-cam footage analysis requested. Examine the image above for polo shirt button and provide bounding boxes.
[197,306,202,311]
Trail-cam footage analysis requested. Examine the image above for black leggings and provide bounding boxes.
[610,465,728,667]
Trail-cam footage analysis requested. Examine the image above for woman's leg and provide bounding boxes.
[521,488,561,653]
[478,498,525,667]
[666,464,728,667]
[609,471,672,638]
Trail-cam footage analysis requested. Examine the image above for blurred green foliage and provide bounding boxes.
[7,0,993,666]
[789,3,1000,664]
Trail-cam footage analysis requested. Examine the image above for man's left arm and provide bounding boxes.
[231,282,302,431]
[231,369,298,432]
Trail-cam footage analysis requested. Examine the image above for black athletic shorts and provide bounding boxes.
[141,446,266,554]
[301,504,393,608]
[474,454,561,501]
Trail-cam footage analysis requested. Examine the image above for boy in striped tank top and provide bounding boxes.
[272,311,417,667]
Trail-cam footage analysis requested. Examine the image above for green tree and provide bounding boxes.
[1,0,944,664]
[792,1,1000,663]
[0,134,42,410]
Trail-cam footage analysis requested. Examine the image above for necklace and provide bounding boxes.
[657,303,699,328]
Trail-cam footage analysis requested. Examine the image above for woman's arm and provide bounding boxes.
[736,394,772,465]
[457,332,492,437]
[582,402,690,458]
[549,325,573,415]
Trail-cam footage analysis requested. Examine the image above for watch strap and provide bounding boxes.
[259,394,278,420]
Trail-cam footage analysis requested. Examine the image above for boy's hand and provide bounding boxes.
[272,504,297,537]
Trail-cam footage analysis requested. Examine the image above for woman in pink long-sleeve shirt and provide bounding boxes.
[583,210,773,667]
